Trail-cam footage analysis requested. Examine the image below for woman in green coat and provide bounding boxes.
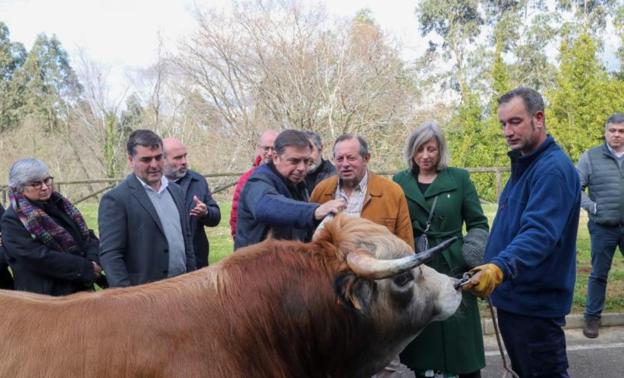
[393,123,489,378]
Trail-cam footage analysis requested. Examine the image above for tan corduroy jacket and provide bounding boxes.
[310,172,414,247]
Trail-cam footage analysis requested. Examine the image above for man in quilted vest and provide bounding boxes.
[577,112,624,338]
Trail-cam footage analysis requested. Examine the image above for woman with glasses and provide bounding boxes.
[0,158,103,295]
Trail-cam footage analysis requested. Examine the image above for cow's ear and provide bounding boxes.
[334,272,375,312]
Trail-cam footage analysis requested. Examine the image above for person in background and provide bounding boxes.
[0,203,15,290]
[463,87,580,377]
[99,130,195,287]
[163,138,221,268]
[234,129,345,249]
[393,123,489,378]
[1,159,102,295]
[230,129,278,239]
[311,134,413,246]
[303,130,336,193]
[576,112,624,338]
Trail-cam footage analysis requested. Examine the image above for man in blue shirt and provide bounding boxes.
[463,87,580,378]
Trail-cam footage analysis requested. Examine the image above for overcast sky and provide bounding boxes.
[0,0,424,71]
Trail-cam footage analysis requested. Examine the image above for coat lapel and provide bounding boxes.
[401,169,457,211]
[168,185,188,233]
[128,174,165,235]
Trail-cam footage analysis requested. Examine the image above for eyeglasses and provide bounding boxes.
[259,145,275,152]
[26,176,54,190]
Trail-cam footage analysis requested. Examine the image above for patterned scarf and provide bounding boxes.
[9,190,90,253]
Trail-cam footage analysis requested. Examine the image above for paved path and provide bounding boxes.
[482,325,624,377]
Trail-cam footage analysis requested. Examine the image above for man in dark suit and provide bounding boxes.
[163,138,221,268]
[98,130,196,287]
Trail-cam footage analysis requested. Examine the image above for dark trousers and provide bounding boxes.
[497,309,569,378]
[585,221,624,319]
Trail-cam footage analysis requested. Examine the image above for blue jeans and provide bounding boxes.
[497,309,569,378]
[585,221,624,320]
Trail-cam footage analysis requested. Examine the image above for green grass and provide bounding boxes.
[77,201,234,266]
[79,201,624,314]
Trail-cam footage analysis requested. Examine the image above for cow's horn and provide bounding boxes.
[346,237,458,280]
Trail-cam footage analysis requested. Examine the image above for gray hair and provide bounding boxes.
[8,158,50,192]
[304,131,323,150]
[404,123,449,172]
[332,134,369,158]
[498,87,545,118]
[606,112,624,130]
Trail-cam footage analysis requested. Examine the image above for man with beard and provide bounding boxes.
[303,131,336,193]
[163,138,221,268]
[99,130,196,287]
[234,130,345,250]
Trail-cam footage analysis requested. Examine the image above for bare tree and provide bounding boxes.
[171,0,417,171]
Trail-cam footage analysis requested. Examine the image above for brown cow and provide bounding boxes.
[0,215,461,377]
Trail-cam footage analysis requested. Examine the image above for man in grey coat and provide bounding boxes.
[98,130,196,287]
[577,112,624,338]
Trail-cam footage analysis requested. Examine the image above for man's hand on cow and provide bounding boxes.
[190,195,208,218]
[461,263,503,298]
[314,199,347,220]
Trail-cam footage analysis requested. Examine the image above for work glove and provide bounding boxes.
[462,263,503,298]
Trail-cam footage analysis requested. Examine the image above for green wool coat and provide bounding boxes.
[393,167,489,375]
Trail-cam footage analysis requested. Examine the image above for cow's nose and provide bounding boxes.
[452,277,462,290]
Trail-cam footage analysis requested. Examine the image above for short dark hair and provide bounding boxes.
[498,87,544,117]
[332,134,369,158]
[273,129,312,156]
[127,129,163,156]
[606,112,624,130]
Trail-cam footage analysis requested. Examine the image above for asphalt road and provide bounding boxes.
[482,326,624,377]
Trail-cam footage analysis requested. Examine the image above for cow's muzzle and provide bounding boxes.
[346,237,458,280]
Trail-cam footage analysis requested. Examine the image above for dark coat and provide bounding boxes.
[234,163,319,250]
[174,170,221,268]
[304,159,336,194]
[98,174,196,287]
[394,167,489,375]
[0,204,15,290]
[1,199,98,296]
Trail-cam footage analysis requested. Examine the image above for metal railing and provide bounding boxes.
[0,167,510,206]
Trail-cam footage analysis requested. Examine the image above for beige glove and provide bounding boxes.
[462,263,504,298]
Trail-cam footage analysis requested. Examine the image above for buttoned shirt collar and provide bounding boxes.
[336,170,369,216]
[136,175,169,195]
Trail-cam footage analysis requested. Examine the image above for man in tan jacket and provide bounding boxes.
[311,134,414,247]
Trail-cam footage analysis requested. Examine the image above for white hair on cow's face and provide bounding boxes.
[318,214,413,260]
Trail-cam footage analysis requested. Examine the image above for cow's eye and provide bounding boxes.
[393,272,413,287]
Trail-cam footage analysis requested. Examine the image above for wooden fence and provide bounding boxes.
[0,167,510,206]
